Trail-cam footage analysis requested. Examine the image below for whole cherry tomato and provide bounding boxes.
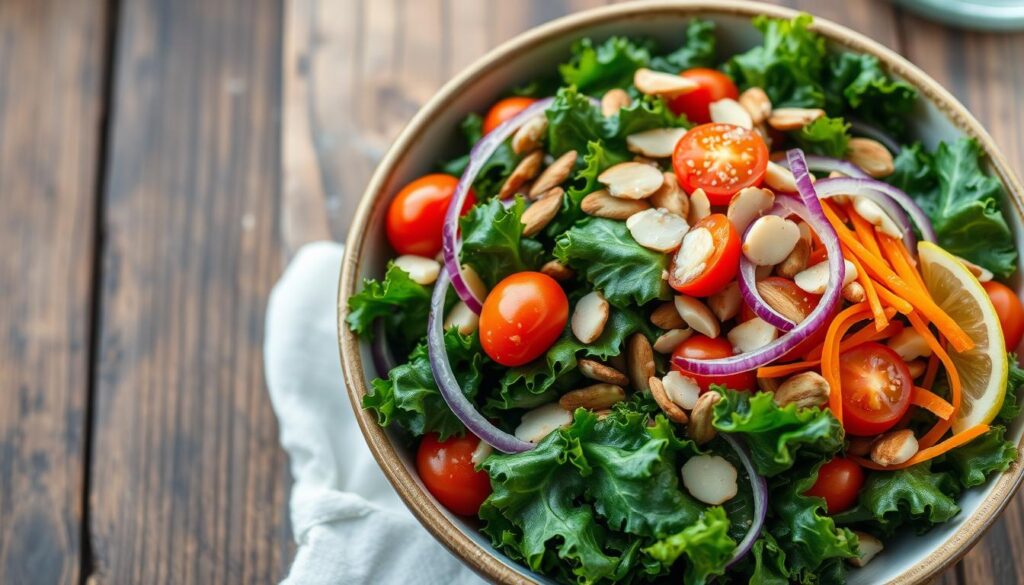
[417,432,492,516]
[839,342,913,436]
[386,174,474,257]
[805,457,865,514]
[668,214,741,297]
[672,123,769,205]
[668,68,739,124]
[479,272,568,366]
[983,281,1024,350]
[482,97,537,135]
[672,334,757,392]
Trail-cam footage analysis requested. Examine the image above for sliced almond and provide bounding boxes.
[742,215,801,266]
[559,383,626,411]
[471,440,493,466]
[626,208,689,252]
[689,392,720,444]
[887,327,932,361]
[670,227,714,288]
[634,67,699,97]
[626,127,688,158]
[540,259,574,281]
[847,137,895,178]
[708,281,742,322]
[571,291,610,344]
[727,317,778,354]
[871,429,918,467]
[511,115,548,155]
[681,455,738,505]
[956,255,994,282]
[753,122,772,148]
[581,189,651,220]
[598,162,664,200]
[852,196,902,239]
[633,155,660,167]
[460,264,488,300]
[499,150,544,199]
[653,328,693,354]
[763,161,797,192]
[651,301,687,329]
[675,295,720,338]
[842,281,866,303]
[906,359,927,379]
[727,187,775,234]
[756,278,812,322]
[775,222,811,278]
[774,371,829,409]
[627,333,655,391]
[794,259,858,295]
[521,188,563,237]
[394,254,441,285]
[649,376,688,424]
[768,107,825,131]
[514,403,572,443]
[601,88,632,117]
[738,87,772,125]
[688,188,711,223]
[529,150,577,197]
[849,532,884,568]
[662,371,700,409]
[443,301,479,335]
[709,98,753,129]
[578,359,630,386]
[650,173,689,217]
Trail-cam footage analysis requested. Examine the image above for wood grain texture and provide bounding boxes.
[0,1,108,583]
[87,0,292,582]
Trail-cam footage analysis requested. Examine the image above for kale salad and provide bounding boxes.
[346,14,1024,585]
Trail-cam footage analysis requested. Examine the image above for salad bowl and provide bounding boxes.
[338,1,1024,583]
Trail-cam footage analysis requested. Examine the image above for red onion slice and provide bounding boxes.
[812,176,936,244]
[441,97,555,314]
[779,154,869,179]
[673,150,845,376]
[721,433,768,569]
[428,266,533,453]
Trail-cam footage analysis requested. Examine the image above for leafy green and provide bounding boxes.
[643,507,735,585]
[834,463,960,537]
[612,94,690,137]
[459,197,544,287]
[545,140,629,237]
[825,52,917,136]
[560,36,651,95]
[887,142,935,196]
[546,86,608,157]
[748,533,790,585]
[362,330,484,440]
[554,218,670,307]
[711,390,844,477]
[942,425,1017,489]
[768,463,859,577]
[1000,355,1024,422]
[346,263,432,358]
[724,14,826,108]
[649,19,717,73]
[440,112,523,198]
[481,408,706,584]
[792,116,850,158]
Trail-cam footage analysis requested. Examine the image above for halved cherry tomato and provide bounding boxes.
[482,97,536,135]
[672,123,769,205]
[417,432,492,516]
[839,342,913,436]
[805,457,864,514]
[668,214,740,297]
[480,272,568,366]
[983,281,1024,350]
[668,68,739,124]
[672,334,756,392]
[386,174,475,257]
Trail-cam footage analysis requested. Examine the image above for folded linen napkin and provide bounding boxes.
[264,241,485,585]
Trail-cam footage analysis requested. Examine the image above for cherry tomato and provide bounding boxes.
[805,457,865,514]
[672,123,769,205]
[983,281,1024,350]
[417,432,492,516]
[482,97,537,135]
[480,272,568,366]
[668,68,739,124]
[839,342,913,436]
[386,174,475,257]
[672,334,757,392]
[668,214,741,297]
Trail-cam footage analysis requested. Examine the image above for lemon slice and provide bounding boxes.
[917,241,1008,433]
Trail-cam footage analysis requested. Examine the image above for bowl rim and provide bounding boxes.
[337,1,1024,583]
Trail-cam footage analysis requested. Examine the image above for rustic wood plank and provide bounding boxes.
[88,0,292,582]
[0,1,108,582]
[899,16,1024,585]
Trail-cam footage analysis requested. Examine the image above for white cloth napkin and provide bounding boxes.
[264,241,486,585]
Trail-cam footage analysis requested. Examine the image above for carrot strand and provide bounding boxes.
[923,354,940,390]
[911,386,955,420]
[821,303,873,424]
[842,247,888,331]
[757,360,821,379]
[907,312,963,448]
[848,206,884,258]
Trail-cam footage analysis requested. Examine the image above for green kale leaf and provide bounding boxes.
[649,19,717,73]
[460,197,545,288]
[941,425,1017,489]
[643,507,736,585]
[792,115,851,159]
[825,52,917,136]
[559,36,652,95]
[346,262,432,358]
[834,463,960,537]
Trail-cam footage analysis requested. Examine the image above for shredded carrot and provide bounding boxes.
[922,354,940,390]
[911,386,955,420]
[803,313,900,361]
[821,201,974,352]
[757,360,820,379]
[852,424,990,471]
[906,312,963,448]
[848,206,884,258]
[878,234,929,300]
[870,280,915,315]
[894,234,928,291]
[821,303,873,423]
[842,247,888,331]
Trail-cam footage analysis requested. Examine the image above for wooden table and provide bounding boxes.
[1,0,1022,582]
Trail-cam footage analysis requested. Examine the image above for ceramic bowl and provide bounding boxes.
[338,1,1024,583]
